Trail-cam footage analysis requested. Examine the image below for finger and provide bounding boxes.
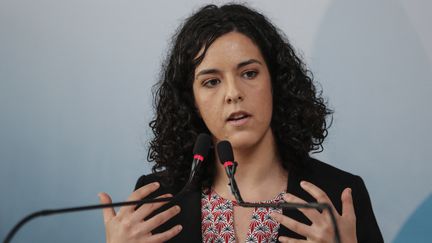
[278,236,307,243]
[142,205,181,233]
[283,193,321,221]
[341,188,356,220]
[98,192,116,224]
[118,182,160,216]
[147,225,182,242]
[130,193,172,223]
[270,212,311,238]
[300,181,337,213]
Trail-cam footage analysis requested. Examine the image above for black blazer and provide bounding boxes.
[135,158,383,243]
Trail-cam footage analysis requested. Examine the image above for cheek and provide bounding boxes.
[263,96,273,125]
[254,85,273,121]
[194,92,221,128]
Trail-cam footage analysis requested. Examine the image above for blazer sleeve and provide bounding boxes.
[353,176,384,243]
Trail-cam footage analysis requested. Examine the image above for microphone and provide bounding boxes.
[3,133,212,243]
[188,133,212,185]
[135,133,211,209]
[215,140,341,243]
[216,140,243,203]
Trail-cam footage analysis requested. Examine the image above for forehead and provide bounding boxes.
[195,32,265,70]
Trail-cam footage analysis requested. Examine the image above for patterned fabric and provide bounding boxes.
[201,188,284,243]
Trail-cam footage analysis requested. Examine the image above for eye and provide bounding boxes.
[202,78,220,88]
[242,70,258,79]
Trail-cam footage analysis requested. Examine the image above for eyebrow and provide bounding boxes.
[195,59,263,79]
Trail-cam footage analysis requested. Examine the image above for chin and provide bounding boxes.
[224,131,263,151]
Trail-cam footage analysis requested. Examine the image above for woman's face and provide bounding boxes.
[193,32,273,150]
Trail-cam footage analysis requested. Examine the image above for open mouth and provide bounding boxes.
[227,114,250,121]
[227,111,251,124]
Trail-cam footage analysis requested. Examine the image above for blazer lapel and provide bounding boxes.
[278,169,308,241]
[169,187,202,243]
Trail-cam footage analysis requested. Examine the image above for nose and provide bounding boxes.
[225,78,244,104]
[227,95,243,104]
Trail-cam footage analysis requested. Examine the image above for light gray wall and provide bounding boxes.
[1,0,431,242]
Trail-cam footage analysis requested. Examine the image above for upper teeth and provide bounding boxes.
[232,114,246,119]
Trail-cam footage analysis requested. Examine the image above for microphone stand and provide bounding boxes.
[3,197,172,243]
[4,167,199,243]
[4,132,212,243]
[226,161,341,243]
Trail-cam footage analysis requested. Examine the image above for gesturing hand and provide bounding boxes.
[271,181,357,243]
[98,182,182,243]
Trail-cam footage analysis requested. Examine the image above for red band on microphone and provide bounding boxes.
[194,154,204,161]
[223,161,234,167]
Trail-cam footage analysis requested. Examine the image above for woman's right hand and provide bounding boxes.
[98,182,182,243]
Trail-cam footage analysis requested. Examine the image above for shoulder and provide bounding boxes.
[304,157,358,177]
[288,159,383,242]
[134,171,178,197]
[299,159,384,242]
[291,157,368,213]
[299,157,363,188]
[135,171,164,190]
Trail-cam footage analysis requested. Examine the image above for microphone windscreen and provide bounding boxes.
[193,133,212,157]
[216,140,234,164]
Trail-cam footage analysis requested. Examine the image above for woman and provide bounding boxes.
[98,4,383,243]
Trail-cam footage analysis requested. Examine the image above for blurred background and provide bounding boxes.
[1,0,431,242]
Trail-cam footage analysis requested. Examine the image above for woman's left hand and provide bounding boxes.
[270,181,357,243]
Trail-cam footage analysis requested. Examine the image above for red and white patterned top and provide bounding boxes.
[201,188,285,243]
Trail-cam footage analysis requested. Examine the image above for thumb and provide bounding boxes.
[98,192,116,224]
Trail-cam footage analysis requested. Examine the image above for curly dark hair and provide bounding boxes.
[147,3,332,190]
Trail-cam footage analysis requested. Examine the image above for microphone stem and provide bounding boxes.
[3,197,172,243]
[228,174,244,203]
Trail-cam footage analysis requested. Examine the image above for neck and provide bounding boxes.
[213,129,288,202]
